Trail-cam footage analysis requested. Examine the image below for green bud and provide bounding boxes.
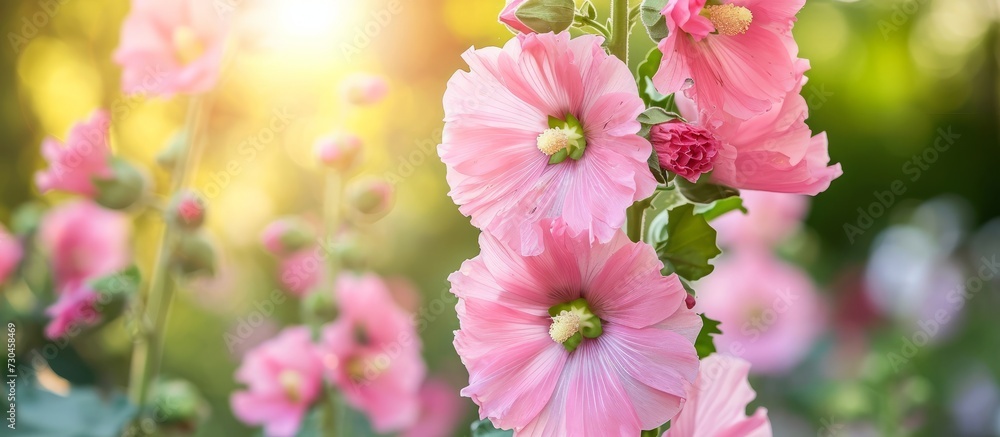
[93,158,146,210]
[157,131,188,171]
[152,379,208,434]
[514,0,576,33]
[172,233,216,278]
[347,178,394,221]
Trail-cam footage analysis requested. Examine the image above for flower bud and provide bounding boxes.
[261,217,316,256]
[152,379,209,434]
[501,0,575,34]
[93,158,147,210]
[168,191,207,230]
[303,289,337,322]
[341,74,388,106]
[314,133,363,172]
[172,233,216,277]
[156,130,188,171]
[650,121,720,183]
[347,178,394,221]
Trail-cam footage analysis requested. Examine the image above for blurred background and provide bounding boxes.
[0,0,998,435]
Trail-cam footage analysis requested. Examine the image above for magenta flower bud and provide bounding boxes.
[650,121,720,183]
[169,191,207,230]
[314,133,363,171]
[347,178,394,221]
[341,74,388,106]
[685,294,696,310]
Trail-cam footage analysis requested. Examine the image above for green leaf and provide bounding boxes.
[694,196,747,222]
[695,314,722,358]
[514,0,576,33]
[675,176,740,204]
[654,204,721,281]
[471,419,514,437]
[88,265,141,297]
[640,0,670,42]
[581,0,597,20]
[18,384,138,436]
[636,48,671,109]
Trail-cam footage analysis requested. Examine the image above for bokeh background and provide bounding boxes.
[1,0,998,435]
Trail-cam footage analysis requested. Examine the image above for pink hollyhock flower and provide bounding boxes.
[650,121,720,183]
[440,33,656,255]
[0,226,22,285]
[44,282,102,339]
[713,190,809,248]
[499,0,532,33]
[450,222,701,435]
[341,74,389,106]
[232,327,325,437]
[695,249,826,374]
[113,0,229,97]
[320,274,425,433]
[654,0,803,121]
[663,354,771,437]
[673,69,842,195]
[34,110,113,197]
[39,201,131,286]
[401,379,465,437]
[278,250,324,297]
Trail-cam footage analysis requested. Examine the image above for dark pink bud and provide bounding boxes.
[685,294,696,310]
[650,121,720,183]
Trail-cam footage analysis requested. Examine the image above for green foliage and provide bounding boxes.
[471,419,514,437]
[674,176,739,204]
[17,383,137,436]
[639,0,670,42]
[88,265,141,297]
[694,196,747,222]
[695,314,722,359]
[635,48,672,109]
[652,204,721,281]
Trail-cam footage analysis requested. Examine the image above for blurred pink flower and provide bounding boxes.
[34,110,113,197]
[341,74,389,106]
[713,190,809,248]
[450,222,701,435]
[654,0,802,121]
[314,132,363,171]
[440,33,655,256]
[401,379,464,437]
[279,250,324,297]
[650,121,720,183]
[675,70,842,195]
[44,282,102,339]
[113,0,229,97]
[696,250,826,374]
[231,327,325,437]
[0,226,22,285]
[664,354,772,437]
[320,274,425,433]
[39,201,131,286]
[499,0,532,33]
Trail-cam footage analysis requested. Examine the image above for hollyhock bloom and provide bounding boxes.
[499,0,532,33]
[673,70,842,195]
[650,121,719,182]
[440,33,656,255]
[44,282,102,339]
[320,274,425,433]
[34,110,113,197]
[341,74,389,106]
[713,190,809,248]
[654,0,803,121]
[402,379,465,437]
[451,222,701,435]
[232,327,325,437]
[278,250,324,297]
[39,201,131,286]
[663,354,771,437]
[113,0,229,96]
[695,249,825,374]
[0,226,22,285]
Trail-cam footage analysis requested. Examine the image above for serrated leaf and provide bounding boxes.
[695,314,722,358]
[675,176,740,204]
[654,204,721,281]
[472,419,514,437]
[514,0,576,33]
[694,196,747,222]
[88,265,141,297]
[640,0,670,42]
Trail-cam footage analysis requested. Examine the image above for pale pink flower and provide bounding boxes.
[39,201,131,286]
[341,74,389,106]
[713,190,809,248]
[674,70,842,195]
[695,249,826,374]
[278,250,324,297]
[650,121,720,183]
[401,379,465,437]
[451,222,701,435]
[232,327,325,437]
[320,274,425,433]
[34,110,113,197]
[654,0,803,121]
[113,0,229,97]
[440,33,656,255]
[44,282,102,339]
[0,226,22,285]
[499,0,532,33]
[664,354,772,437]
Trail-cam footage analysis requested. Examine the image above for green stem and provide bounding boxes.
[128,96,204,416]
[608,0,631,64]
[574,14,611,39]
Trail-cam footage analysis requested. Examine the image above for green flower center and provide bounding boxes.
[538,114,587,164]
[548,298,602,352]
